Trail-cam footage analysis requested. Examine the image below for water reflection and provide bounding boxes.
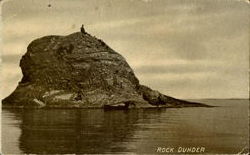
[2,100,249,154]
[8,109,165,154]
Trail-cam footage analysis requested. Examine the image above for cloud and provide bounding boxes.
[88,4,248,62]
[1,64,22,98]
[136,64,219,75]
[138,70,248,99]
[2,54,22,64]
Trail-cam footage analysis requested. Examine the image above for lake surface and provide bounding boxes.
[2,99,249,154]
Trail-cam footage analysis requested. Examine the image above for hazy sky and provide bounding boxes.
[1,0,249,99]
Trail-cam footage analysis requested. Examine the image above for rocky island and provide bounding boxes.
[2,29,210,109]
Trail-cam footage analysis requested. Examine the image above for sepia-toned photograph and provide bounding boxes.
[1,0,249,154]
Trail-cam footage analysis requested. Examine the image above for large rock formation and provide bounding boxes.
[2,30,209,108]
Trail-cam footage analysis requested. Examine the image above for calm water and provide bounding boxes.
[2,99,249,154]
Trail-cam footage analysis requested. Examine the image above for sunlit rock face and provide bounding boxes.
[2,31,209,108]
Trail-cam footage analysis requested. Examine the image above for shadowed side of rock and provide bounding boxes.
[2,31,210,109]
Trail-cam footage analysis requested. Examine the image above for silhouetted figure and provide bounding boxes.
[80,24,85,33]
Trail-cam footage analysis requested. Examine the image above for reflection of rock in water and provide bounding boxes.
[17,109,140,154]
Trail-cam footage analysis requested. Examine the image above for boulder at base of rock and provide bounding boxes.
[2,30,210,109]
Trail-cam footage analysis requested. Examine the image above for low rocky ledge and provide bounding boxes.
[2,30,211,109]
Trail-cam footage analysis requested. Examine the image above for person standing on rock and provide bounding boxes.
[81,24,86,33]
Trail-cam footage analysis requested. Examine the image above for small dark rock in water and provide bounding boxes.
[2,30,210,108]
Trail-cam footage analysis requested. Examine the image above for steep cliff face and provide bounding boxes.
[2,31,209,108]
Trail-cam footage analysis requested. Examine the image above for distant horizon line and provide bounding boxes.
[184,98,249,100]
